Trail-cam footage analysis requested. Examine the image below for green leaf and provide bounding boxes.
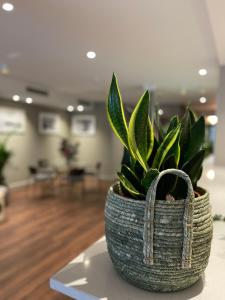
[189,109,197,126]
[131,160,145,180]
[166,116,179,135]
[121,164,144,193]
[152,124,181,169]
[182,149,205,187]
[167,132,180,167]
[107,73,128,148]
[117,173,145,199]
[157,155,177,198]
[121,147,131,167]
[147,117,154,160]
[184,116,205,162]
[142,168,159,193]
[154,110,165,143]
[128,90,150,171]
[180,110,191,165]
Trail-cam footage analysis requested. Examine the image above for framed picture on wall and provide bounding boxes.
[38,113,60,135]
[0,108,26,133]
[71,115,96,136]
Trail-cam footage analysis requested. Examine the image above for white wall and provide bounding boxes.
[215,66,225,165]
[0,99,122,185]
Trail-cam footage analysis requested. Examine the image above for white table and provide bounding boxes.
[50,222,225,300]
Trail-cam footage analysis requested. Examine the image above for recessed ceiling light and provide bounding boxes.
[25,97,33,104]
[206,115,218,126]
[206,169,215,180]
[199,97,207,104]
[2,2,14,12]
[158,108,164,116]
[77,105,84,112]
[67,105,74,112]
[198,69,207,76]
[86,51,96,59]
[12,94,20,101]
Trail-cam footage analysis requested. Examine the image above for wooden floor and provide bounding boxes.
[0,177,112,300]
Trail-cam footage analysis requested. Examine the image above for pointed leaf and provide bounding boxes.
[142,168,159,193]
[128,91,150,171]
[107,73,128,148]
[182,149,205,186]
[167,132,180,167]
[189,109,196,126]
[152,124,181,169]
[180,110,191,157]
[117,173,145,199]
[121,164,144,193]
[147,117,154,160]
[184,116,205,162]
[154,110,165,143]
[166,116,179,135]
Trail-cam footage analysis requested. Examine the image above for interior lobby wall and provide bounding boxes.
[69,103,116,179]
[0,99,69,185]
[215,66,225,166]
[0,99,120,186]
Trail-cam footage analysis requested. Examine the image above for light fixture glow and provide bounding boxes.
[67,105,74,112]
[84,259,90,267]
[77,105,84,112]
[25,97,33,104]
[206,115,218,126]
[158,109,164,116]
[198,69,207,76]
[12,94,20,101]
[2,2,14,11]
[86,51,96,59]
[0,64,9,75]
[206,169,215,180]
[199,97,207,104]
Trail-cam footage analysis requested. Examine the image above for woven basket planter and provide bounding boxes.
[105,169,213,292]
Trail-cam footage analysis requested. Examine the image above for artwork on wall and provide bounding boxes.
[38,112,60,135]
[0,108,26,133]
[71,115,96,136]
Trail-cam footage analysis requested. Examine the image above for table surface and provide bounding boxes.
[50,222,225,300]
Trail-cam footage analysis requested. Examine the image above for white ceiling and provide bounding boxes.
[0,0,221,109]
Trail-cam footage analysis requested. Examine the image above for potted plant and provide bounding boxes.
[59,138,80,171]
[0,139,11,220]
[105,74,213,292]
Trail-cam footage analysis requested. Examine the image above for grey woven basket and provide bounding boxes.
[105,169,213,292]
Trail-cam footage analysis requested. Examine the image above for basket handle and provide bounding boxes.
[143,168,194,269]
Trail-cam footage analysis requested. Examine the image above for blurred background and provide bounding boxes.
[0,1,224,299]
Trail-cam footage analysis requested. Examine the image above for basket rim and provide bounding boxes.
[109,182,208,205]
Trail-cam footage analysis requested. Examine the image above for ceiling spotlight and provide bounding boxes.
[206,169,215,180]
[206,115,218,126]
[25,97,33,104]
[199,97,207,104]
[12,94,20,101]
[77,105,84,112]
[198,69,207,76]
[67,105,74,112]
[86,51,96,59]
[2,2,14,11]
[158,109,164,116]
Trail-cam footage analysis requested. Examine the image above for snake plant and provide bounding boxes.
[107,73,206,200]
